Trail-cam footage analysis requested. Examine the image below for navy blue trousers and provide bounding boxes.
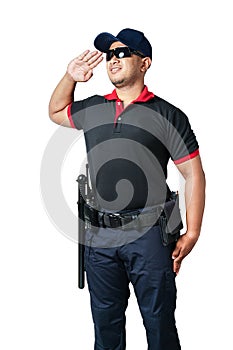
[85,225,181,350]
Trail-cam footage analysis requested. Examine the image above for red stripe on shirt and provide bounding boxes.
[114,100,124,124]
[173,149,200,165]
[67,103,75,128]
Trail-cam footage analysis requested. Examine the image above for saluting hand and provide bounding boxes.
[67,50,103,82]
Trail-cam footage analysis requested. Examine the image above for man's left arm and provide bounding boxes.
[172,155,206,274]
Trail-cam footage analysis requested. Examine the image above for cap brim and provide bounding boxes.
[94,32,126,52]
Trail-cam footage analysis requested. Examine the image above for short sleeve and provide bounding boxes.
[67,100,87,130]
[166,107,199,164]
[67,95,106,130]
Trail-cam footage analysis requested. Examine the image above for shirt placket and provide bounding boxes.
[113,100,124,133]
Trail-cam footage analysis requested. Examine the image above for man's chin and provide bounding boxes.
[111,79,125,88]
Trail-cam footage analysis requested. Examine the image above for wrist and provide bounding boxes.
[185,229,200,240]
[64,71,77,84]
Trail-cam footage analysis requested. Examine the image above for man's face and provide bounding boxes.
[106,41,144,88]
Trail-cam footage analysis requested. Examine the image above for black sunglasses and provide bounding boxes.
[106,46,145,61]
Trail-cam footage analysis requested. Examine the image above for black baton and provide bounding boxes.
[77,174,86,289]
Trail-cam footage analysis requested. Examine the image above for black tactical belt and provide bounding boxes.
[84,203,163,230]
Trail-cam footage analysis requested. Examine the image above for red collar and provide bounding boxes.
[104,85,155,103]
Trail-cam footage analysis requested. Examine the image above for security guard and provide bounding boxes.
[49,28,205,350]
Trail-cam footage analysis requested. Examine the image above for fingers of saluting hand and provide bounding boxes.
[89,52,104,69]
[76,50,103,67]
[68,50,103,82]
[77,49,91,60]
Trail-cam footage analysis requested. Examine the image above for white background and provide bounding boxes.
[1,0,233,349]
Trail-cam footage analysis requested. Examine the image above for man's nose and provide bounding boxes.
[110,54,120,63]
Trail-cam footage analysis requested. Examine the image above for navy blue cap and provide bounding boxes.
[94,28,152,60]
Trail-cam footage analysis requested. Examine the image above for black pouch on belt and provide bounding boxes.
[159,192,183,246]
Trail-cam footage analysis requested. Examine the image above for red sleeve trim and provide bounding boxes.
[173,149,200,165]
[67,103,75,128]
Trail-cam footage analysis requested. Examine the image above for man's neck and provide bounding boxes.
[115,82,145,107]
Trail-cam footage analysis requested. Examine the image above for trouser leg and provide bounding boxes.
[120,225,181,350]
[85,235,130,350]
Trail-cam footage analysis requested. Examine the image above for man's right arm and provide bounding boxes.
[49,50,103,127]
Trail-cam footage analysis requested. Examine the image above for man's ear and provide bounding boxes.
[140,57,152,72]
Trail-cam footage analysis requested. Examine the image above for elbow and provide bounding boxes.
[49,111,62,126]
[48,105,70,127]
[48,102,55,121]
[48,104,64,125]
[191,168,206,188]
[49,110,57,124]
[199,166,206,188]
[48,102,57,123]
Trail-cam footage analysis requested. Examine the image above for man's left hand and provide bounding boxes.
[172,232,199,274]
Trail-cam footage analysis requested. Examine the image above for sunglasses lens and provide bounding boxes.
[106,47,131,61]
[117,50,126,58]
[106,51,113,61]
[116,47,131,59]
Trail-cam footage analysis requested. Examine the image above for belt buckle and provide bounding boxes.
[121,212,139,230]
[104,213,121,228]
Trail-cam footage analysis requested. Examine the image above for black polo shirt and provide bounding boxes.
[68,86,199,211]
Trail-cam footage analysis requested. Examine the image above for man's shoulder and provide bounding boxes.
[144,94,179,114]
[76,94,105,105]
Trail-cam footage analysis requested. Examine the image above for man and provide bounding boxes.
[49,28,205,350]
